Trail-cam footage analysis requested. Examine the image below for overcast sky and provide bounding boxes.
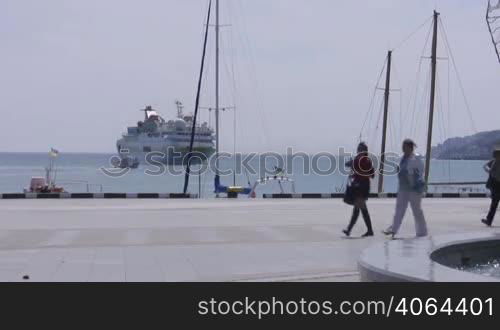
[1,0,499,154]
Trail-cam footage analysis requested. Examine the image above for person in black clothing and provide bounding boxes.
[482,149,500,227]
[342,142,375,237]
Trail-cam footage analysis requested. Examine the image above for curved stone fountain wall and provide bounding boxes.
[358,232,500,282]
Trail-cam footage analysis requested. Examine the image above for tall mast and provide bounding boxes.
[182,0,212,194]
[215,0,220,192]
[378,50,392,193]
[424,10,439,187]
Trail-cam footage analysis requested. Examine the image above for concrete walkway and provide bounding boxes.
[0,198,497,282]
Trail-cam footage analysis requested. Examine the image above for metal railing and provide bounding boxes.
[56,181,103,193]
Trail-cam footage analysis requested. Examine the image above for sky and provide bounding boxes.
[1,0,499,154]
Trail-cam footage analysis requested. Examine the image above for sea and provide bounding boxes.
[0,152,490,197]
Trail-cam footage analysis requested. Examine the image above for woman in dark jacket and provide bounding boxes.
[482,149,500,226]
[343,142,375,237]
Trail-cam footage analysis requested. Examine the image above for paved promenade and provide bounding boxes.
[0,198,497,281]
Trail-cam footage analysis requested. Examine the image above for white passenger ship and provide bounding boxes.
[116,101,215,165]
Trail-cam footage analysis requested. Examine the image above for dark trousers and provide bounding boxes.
[486,195,500,224]
[346,206,373,233]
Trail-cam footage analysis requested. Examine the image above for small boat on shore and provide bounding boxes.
[24,148,66,193]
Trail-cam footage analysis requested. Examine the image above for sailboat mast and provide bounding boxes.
[424,10,439,187]
[378,50,392,193]
[215,0,220,185]
[182,0,212,194]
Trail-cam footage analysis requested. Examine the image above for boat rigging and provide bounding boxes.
[363,10,479,193]
[487,0,500,63]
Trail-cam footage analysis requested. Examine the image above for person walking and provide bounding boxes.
[342,142,375,237]
[383,139,428,238]
[482,148,500,227]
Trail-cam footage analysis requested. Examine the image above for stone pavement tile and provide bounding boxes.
[276,225,339,242]
[89,263,126,282]
[14,249,65,282]
[70,229,126,247]
[51,248,96,282]
[147,227,222,246]
[213,226,271,244]
[183,244,318,281]
[188,227,221,243]
[253,226,295,242]
[88,247,125,282]
[0,230,53,250]
[153,247,199,282]
[124,246,164,282]
[41,230,81,247]
[0,270,19,282]
[92,247,125,265]
[52,262,93,282]
[124,229,153,246]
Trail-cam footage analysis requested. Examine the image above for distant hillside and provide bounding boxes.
[432,130,500,160]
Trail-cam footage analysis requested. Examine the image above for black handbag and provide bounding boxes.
[343,179,359,205]
[343,184,354,205]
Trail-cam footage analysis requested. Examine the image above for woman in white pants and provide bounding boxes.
[383,139,428,238]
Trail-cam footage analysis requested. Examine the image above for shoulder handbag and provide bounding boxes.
[343,178,359,205]
[343,184,355,205]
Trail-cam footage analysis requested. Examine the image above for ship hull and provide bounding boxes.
[123,149,215,165]
[117,136,215,165]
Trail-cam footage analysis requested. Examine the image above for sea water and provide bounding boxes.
[0,152,489,197]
